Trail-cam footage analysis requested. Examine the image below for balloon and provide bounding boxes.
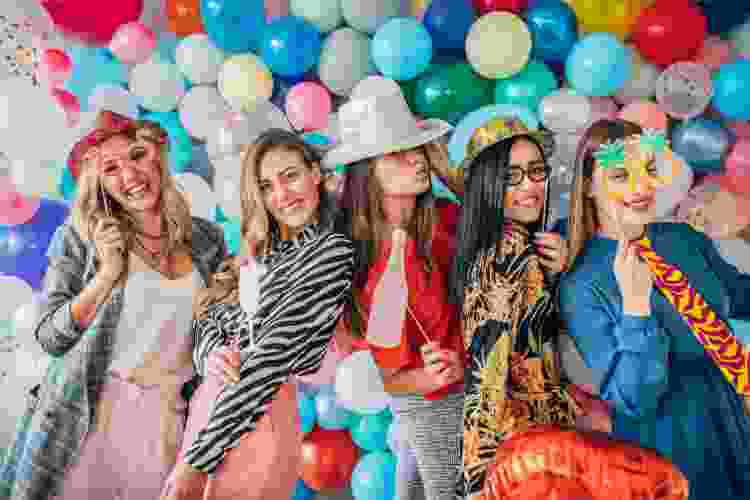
[300,428,360,491]
[539,89,592,133]
[291,479,316,500]
[0,172,41,227]
[693,36,735,72]
[206,101,291,160]
[318,28,374,96]
[617,100,667,131]
[466,12,532,79]
[286,82,332,131]
[718,243,750,277]
[724,140,750,196]
[129,58,186,113]
[166,0,205,37]
[565,33,632,97]
[175,34,225,85]
[298,388,317,434]
[315,385,354,430]
[350,411,391,452]
[730,18,750,56]
[88,84,140,119]
[340,0,401,34]
[494,60,558,114]
[184,144,215,185]
[218,216,241,255]
[174,172,217,219]
[38,48,72,88]
[350,451,397,500]
[140,111,194,174]
[218,54,274,112]
[335,350,390,415]
[179,85,231,141]
[615,46,659,105]
[654,152,693,218]
[51,88,81,127]
[290,0,343,33]
[586,96,619,126]
[524,0,579,64]
[414,62,494,124]
[632,1,707,67]
[472,0,527,15]
[423,0,477,51]
[201,0,266,54]
[712,59,750,121]
[0,197,69,290]
[108,22,155,65]
[570,0,650,40]
[371,18,433,81]
[671,118,734,175]
[259,16,322,79]
[676,177,750,239]
[699,3,750,35]
[655,62,713,120]
[39,0,143,45]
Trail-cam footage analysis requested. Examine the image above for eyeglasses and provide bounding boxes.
[504,164,550,186]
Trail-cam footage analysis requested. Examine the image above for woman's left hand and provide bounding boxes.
[160,462,207,500]
[534,232,568,276]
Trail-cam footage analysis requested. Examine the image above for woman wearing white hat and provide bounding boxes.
[325,77,464,500]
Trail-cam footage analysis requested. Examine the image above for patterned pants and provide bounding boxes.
[390,392,463,500]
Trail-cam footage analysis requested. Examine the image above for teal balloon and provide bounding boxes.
[730,319,750,345]
[315,386,353,430]
[298,389,317,434]
[494,60,558,114]
[64,45,129,109]
[350,412,390,452]
[712,59,750,121]
[139,111,193,173]
[350,451,396,500]
[414,63,494,124]
[220,217,241,255]
[58,165,77,202]
[371,18,433,81]
[565,33,632,97]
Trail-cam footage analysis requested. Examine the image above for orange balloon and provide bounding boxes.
[300,427,360,492]
[166,0,205,37]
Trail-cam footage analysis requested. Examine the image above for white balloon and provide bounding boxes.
[615,58,660,104]
[179,85,231,141]
[0,276,33,321]
[175,34,225,85]
[9,158,58,198]
[334,350,389,415]
[715,238,750,274]
[88,84,141,118]
[174,172,217,220]
[129,57,186,112]
[206,101,291,160]
[319,28,374,96]
[0,77,69,164]
[539,90,592,133]
[290,0,343,33]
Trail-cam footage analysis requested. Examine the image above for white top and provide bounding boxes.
[109,252,200,373]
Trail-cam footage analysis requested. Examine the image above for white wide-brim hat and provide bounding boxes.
[322,77,453,168]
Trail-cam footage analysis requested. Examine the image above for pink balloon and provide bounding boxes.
[587,96,619,126]
[0,176,41,227]
[725,140,750,196]
[285,82,332,132]
[693,35,735,71]
[51,88,81,126]
[109,22,156,65]
[618,100,667,130]
[39,0,143,45]
[38,48,72,88]
[727,120,750,140]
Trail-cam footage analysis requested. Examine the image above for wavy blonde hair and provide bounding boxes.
[70,121,194,277]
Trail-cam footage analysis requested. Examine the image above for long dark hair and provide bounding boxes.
[451,134,549,307]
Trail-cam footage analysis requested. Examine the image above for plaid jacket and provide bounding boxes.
[1,217,226,500]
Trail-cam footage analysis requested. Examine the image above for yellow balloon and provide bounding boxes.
[218,54,274,112]
[572,0,655,40]
[466,12,531,80]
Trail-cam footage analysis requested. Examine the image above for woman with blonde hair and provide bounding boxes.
[163,129,354,500]
[1,111,227,500]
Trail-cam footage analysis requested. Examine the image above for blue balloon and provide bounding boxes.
[565,33,631,97]
[423,0,476,51]
[184,145,214,186]
[729,319,750,345]
[525,0,578,64]
[671,118,734,175]
[57,165,77,202]
[156,32,180,63]
[350,412,391,452]
[298,389,317,434]
[314,386,353,430]
[139,111,194,174]
[712,59,750,121]
[350,451,396,500]
[291,479,316,500]
[220,217,241,256]
[371,18,434,81]
[65,45,129,109]
[698,4,750,34]
[260,16,322,79]
[201,0,267,54]
[0,198,69,290]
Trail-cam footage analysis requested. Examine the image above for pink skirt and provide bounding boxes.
[169,377,302,500]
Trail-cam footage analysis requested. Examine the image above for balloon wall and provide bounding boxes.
[2,0,750,498]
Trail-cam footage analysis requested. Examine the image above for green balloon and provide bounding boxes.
[414,63,494,124]
[400,79,418,113]
[494,60,558,114]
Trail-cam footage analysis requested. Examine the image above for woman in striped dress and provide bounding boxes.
[162,129,354,500]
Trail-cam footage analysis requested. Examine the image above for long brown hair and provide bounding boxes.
[194,129,336,319]
[567,119,643,271]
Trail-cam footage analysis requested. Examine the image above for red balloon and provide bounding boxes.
[300,427,360,492]
[39,0,143,46]
[472,0,529,15]
[632,0,707,67]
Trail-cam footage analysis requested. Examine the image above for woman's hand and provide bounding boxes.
[205,346,241,385]
[534,232,568,276]
[160,462,207,500]
[420,342,464,388]
[92,216,126,282]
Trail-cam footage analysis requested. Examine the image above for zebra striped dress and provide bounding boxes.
[183,224,354,473]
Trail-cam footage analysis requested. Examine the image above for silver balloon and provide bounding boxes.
[319,28,375,96]
[539,90,591,133]
[206,100,291,160]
